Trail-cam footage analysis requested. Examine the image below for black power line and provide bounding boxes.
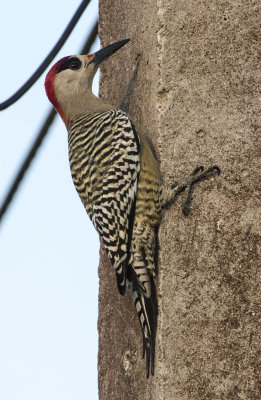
[0,109,57,223]
[0,20,98,224]
[0,0,92,111]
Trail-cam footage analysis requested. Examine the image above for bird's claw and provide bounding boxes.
[181,165,220,216]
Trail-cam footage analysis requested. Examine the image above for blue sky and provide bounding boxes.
[0,1,100,399]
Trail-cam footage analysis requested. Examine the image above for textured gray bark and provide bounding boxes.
[98,1,260,399]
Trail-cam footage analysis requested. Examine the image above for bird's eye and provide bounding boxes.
[69,58,81,70]
[57,57,82,73]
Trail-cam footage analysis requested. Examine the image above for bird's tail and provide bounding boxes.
[126,270,157,377]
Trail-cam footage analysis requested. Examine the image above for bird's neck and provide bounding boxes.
[61,91,114,127]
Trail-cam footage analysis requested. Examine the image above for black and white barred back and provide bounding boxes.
[68,109,159,376]
[68,109,140,289]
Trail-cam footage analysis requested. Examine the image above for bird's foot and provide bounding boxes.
[171,165,220,216]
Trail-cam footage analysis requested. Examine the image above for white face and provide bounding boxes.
[45,39,130,123]
[54,55,98,113]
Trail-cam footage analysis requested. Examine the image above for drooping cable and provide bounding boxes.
[0,109,57,223]
[0,20,98,224]
[0,0,92,111]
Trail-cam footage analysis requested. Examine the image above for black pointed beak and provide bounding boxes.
[90,39,130,65]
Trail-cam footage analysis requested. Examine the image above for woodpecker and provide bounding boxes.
[45,39,219,377]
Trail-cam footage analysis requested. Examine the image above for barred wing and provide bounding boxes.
[90,110,140,294]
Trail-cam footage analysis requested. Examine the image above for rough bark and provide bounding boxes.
[98,1,261,399]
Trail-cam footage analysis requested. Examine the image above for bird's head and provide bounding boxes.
[45,39,130,126]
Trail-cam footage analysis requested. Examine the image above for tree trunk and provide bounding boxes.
[98,1,260,399]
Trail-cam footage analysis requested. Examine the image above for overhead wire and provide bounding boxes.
[0,0,92,111]
[0,20,98,224]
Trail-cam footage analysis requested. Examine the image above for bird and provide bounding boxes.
[45,38,220,377]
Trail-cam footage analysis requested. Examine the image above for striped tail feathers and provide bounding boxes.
[115,259,127,295]
[105,245,129,296]
[141,292,157,377]
[127,268,157,377]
